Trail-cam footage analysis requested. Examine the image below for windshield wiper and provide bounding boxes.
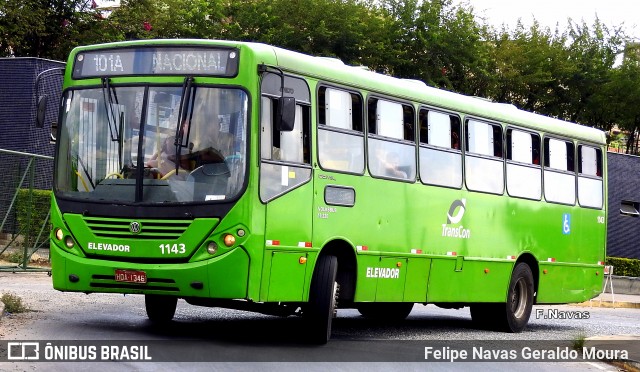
[101,77,121,142]
[174,76,194,175]
[101,77,124,170]
[75,154,96,190]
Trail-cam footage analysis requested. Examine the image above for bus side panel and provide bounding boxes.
[354,255,381,302]
[208,247,250,299]
[265,251,308,301]
[260,182,314,302]
[426,258,511,303]
[536,264,601,303]
[404,257,430,302]
[353,255,430,303]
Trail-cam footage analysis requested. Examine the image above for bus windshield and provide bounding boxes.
[55,85,247,204]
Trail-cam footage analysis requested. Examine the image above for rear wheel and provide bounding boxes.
[304,255,339,344]
[470,263,534,332]
[501,262,534,332]
[357,302,414,320]
[145,295,177,323]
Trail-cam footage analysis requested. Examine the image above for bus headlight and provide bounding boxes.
[64,236,75,249]
[207,242,218,255]
[55,228,64,241]
[223,234,236,247]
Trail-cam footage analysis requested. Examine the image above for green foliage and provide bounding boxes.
[3,251,25,264]
[2,0,638,132]
[572,335,586,350]
[1,292,29,314]
[0,0,103,60]
[15,189,51,249]
[606,257,640,278]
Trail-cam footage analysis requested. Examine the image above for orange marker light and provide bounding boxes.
[223,234,236,247]
[484,268,489,274]
[299,257,307,264]
[543,269,548,274]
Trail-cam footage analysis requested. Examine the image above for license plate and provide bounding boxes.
[114,269,147,284]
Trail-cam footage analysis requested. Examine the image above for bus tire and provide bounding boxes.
[145,295,177,323]
[304,254,339,344]
[500,262,534,332]
[357,303,414,320]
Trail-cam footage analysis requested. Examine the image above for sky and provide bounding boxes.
[453,0,640,40]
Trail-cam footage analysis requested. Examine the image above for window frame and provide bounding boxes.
[417,106,463,189]
[365,94,417,183]
[576,142,604,209]
[505,126,542,201]
[542,135,577,206]
[316,83,366,175]
[258,72,312,203]
[463,116,505,195]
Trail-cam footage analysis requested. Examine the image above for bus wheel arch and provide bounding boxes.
[470,256,537,332]
[316,239,357,304]
[302,240,356,344]
[515,253,539,304]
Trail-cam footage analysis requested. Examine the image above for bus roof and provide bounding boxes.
[69,39,607,145]
[259,43,606,145]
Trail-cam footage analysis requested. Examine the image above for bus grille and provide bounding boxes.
[83,217,192,240]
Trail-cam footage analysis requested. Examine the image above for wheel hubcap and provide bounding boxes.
[511,278,528,319]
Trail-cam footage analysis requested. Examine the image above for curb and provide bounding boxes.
[571,300,640,309]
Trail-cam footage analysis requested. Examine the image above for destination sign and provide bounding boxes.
[72,47,239,78]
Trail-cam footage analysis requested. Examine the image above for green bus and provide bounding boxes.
[39,39,607,344]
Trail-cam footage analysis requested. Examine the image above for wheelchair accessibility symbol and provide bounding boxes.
[562,213,571,235]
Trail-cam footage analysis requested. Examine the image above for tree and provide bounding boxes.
[486,21,571,115]
[0,0,101,60]
[380,0,491,95]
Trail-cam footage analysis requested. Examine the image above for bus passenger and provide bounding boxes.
[381,151,407,179]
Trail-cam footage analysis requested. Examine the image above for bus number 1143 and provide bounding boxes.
[159,243,186,254]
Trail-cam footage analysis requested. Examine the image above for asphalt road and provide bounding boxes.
[1,271,637,371]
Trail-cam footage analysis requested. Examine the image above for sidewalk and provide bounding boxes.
[572,292,640,309]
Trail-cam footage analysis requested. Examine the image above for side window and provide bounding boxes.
[577,145,603,208]
[317,87,364,173]
[418,109,462,188]
[259,73,311,202]
[367,97,416,181]
[464,119,504,194]
[260,98,309,164]
[543,137,576,205]
[506,129,541,200]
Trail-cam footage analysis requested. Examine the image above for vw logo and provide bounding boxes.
[129,221,142,234]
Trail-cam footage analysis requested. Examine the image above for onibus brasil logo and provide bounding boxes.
[442,199,471,239]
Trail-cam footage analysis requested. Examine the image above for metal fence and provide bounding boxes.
[0,148,53,272]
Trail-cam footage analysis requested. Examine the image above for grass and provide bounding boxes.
[572,334,586,350]
[4,251,25,263]
[1,292,30,314]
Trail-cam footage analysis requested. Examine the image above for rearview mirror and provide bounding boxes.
[36,95,48,128]
[277,97,296,132]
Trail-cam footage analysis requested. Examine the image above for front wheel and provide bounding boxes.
[304,255,339,344]
[145,295,177,323]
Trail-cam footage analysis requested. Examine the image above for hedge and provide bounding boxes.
[606,257,640,278]
[15,189,51,248]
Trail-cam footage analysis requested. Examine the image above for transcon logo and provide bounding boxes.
[446,199,466,224]
[442,199,471,239]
